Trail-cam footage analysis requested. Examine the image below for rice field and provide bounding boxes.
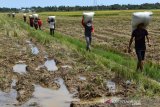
[0,10,160,106]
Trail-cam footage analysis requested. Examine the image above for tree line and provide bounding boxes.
[1,3,160,12]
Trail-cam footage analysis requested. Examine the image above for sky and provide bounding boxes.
[0,0,160,8]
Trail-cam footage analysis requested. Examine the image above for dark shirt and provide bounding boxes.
[85,23,92,37]
[132,28,148,50]
[34,18,38,25]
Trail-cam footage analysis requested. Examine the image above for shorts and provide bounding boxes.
[136,50,145,61]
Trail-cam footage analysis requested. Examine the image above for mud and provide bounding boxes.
[71,97,160,107]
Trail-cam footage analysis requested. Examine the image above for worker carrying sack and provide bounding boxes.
[12,13,15,18]
[83,12,95,23]
[48,16,56,20]
[48,16,56,23]
[132,12,153,31]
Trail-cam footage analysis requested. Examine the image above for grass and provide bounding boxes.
[14,17,160,96]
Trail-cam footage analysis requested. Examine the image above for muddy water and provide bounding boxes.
[31,47,39,55]
[26,40,39,55]
[25,78,79,107]
[0,80,18,107]
[78,76,86,81]
[13,64,27,74]
[44,60,58,71]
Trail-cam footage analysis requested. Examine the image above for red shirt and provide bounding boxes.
[30,18,34,24]
[38,20,42,26]
[81,18,94,32]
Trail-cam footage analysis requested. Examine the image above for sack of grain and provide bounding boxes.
[48,16,56,20]
[83,12,95,23]
[32,14,39,18]
[23,14,26,16]
[132,12,153,31]
[29,15,33,18]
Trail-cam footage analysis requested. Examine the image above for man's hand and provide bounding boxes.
[128,47,132,53]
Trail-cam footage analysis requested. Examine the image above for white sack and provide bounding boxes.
[29,15,33,18]
[33,14,39,18]
[132,12,153,31]
[83,12,95,23]
[48,16,56,20]
[23,14,26,16]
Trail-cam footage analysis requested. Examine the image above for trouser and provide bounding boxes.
[135,50,146,61]
[24,18,26,22]
[85,36,92,51]
[50,28,55,36]
[30,23,33,27]
[39,25,42,30]
[34,24,38,30]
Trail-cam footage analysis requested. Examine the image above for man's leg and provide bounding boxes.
[140,51,146,72]
[85,36,90,51]
[53,29,55,35]
[35,24,38,30]
[39,26,41,30]
[89,36,92,45]
[50,29,52,35]
[140,61,144,72]
[136,50,142,72]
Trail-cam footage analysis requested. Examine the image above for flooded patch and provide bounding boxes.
[44,60,58,71]
[26,40,39,55]
[25,78,79,107]
[106,80,116,93]
[31,47,39,55]
[35,60,58,72]
[0,80,18,107]
[13,64,27,74]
